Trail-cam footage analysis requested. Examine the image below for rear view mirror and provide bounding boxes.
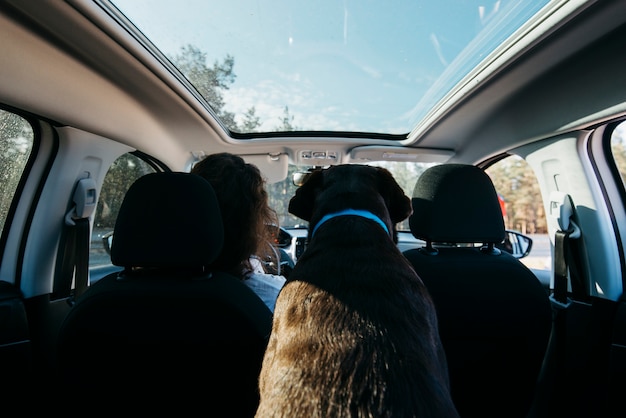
[293,167,325,186]
[292,171,311,187]
[498,230,533,259]
[102,231,113,255]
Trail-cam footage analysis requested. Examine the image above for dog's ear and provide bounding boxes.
[288,169,324,221]
[375,167,413,223]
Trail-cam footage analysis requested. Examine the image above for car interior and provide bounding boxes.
[1,0,626,416]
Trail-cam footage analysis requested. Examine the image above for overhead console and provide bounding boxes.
[348,146,454,164]
[296,150,340,166]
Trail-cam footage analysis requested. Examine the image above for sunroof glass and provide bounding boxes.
[111,0,550,135]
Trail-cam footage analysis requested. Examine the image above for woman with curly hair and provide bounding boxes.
[191,152,286,312]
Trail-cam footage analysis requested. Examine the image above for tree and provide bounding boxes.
[170,45,263,133]
[170,45,234,130]
[276,106,296,131]
[486,156,546,234]
[365,161,435,231]
[96,45,269,234]
[95,153,156,230]
[241,107,261,133]
[267,106,301,226]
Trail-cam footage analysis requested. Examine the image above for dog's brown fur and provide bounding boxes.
[256,165,459,418]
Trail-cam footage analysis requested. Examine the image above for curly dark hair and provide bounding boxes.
[191,152,279,276]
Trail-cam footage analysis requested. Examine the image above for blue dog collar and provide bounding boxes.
[311,209,390,237]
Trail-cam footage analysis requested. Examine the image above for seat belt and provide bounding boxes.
[549,191,583,304]
[531,192,608,417]
[61,176,97,306]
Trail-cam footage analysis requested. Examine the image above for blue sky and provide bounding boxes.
[112,0,547,133]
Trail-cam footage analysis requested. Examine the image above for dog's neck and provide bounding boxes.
[311,209,390,237]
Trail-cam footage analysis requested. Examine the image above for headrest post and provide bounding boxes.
[419,240,439,256]
[480,242,501,255]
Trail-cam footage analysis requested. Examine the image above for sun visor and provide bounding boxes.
[242,153,289,184]
[348,146,454,163]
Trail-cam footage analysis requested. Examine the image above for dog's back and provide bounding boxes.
[256,165,459,418]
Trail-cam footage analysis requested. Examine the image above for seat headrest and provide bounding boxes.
[409,164,505,244]
[111,172,223,270]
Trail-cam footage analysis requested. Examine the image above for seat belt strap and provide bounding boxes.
[549,191,585,304]
[567,237,586,301]
[53,222,78,299]
[553,226,586,303]
[73,217,90,300]
[553,230,569,304]
[63,176,97,306]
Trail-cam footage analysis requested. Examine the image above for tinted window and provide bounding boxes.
[0,110,34,237]
[610,120,626,185]
[90,153,156,267]
[267,162,437,230]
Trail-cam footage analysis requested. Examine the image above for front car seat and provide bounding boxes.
[403,164,551,418]
[56,172,272,414]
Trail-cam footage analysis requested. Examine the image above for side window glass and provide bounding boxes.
[0,110,34,237]
[90,153,156,267]
[610,120,626,185]
[486,155,551,272]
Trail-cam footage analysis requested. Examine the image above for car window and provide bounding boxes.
[90,153,156,267]
[610,120,626,186]
[0,109,34,238]
[111,0,550,135]
[266,164,307,229]
[366,161,439,231]
[267,161,438,231]
[486,155,551,272]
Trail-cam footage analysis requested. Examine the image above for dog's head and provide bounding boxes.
[288,164,412,235]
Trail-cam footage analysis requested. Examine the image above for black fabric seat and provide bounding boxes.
[56,172,272,414]
[403,164,552,418]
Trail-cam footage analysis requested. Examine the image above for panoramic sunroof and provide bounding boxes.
[110,0,550,135]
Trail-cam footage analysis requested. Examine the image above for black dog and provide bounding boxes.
[256,164,459,418]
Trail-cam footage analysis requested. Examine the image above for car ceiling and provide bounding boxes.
[1,0,625,172]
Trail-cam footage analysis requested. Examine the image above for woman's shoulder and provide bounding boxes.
[243,270,286,313]
[245,270,286,288]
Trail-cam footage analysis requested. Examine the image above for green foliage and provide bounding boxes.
[170,45,237,130]
[95,154,155,229]
[169,44,261,133]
